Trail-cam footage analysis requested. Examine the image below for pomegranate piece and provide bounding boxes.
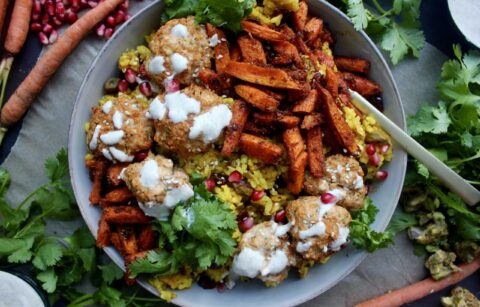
[124,68,137,84]
[118,79,129,92]
[87,0,97,8]
[46,1,55,16]
[31,23,42,31]
[369,152,380,167]
[104,27,114,39]
[380,144,390,154]
[251,190,265,201]
[227,170,242,183]
[239,216,254,232]
[321,192,336,204]
[41,13,50,24]
[32,13,40,22]
[38,32,49,45]
[204,178,216,192]
[376,170,388,180]
[52,16,62,27]
[274,210,286,224]
[164,78,180,93]
[115,10,126,23]
[134,150,148,162]
[139,82,153,97]
[55,2,65,14]
[33,0,42,14]
[49,30,58,43]
[106,15,116,27]
[66,10,78,23]
[138,63,147,78]
[366,143,376,156]
[96,23,105,37]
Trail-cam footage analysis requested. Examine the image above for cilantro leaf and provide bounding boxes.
[0,168,10,196]
[195,0,255,33]
[161,0,199,23]
[93,284,127,307]
[380,21,425,64]
[128,250,178,278]
[346,0,369,30]
[45,148,69,182]
[32,241,64,270]
[37,269,58,293]
[98,262,124,285]
[387,208,417,235]
[407,102,451,136]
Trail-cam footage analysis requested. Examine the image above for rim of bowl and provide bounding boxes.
[68,1,407,306]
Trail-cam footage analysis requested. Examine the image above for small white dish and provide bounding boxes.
[448,0,480,48]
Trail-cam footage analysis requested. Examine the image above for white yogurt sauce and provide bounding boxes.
[140,159,160,188]
[209,33,220,47]
[164,91,200,123]
[189,105,232,143]
[109,147,134,162]
[354,175,364,190]
[112,111,123,129]
[149,55,166,74]
[102,148,113,161]
[0,271,45,307]
[170,53,189,74]
[102,100,113,114]
[139,201,171,220]
[274,222,291,237]
[261,249,288,276]
[231,247,266,278]
[146,96,167,120]
[171,24,189,38]
[100,130,124,145]
[299,221,326,239]
[329,188,346,202]
[329,226,350,251]
[296,241,312,253]
[89,124,101,150]
[164,185,194,208]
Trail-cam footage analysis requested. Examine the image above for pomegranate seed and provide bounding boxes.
[119,0,128,10]
[134,150,148,162]
[46,2,55,15]
[70,5,80,12]
[115,10,126,23]
[274,210,286,224]
[104,27,114,39]
[321,192,336,204]
[79,0,88,7]
[66,10,77,23]
[87,0,97,7]
[366,143,376,156]
[31,23,42,31]
[32,13,40,21]
[369,152,380,167]
[41,13,50,24]
[106,15,116,27]
[164,78,180,93]
[239,217,254,232]
[124,68,137,84]
[251,190,265,201]
[376,170,388,180]
[124,14,130,21]
[228,170,242,183]
[118,79,129,92]
[96,23,105,37]
[217,283,226,293]
[380,144,390,154]
[52,17,62,27]
[139,82,152,97]
[204,178,216,192]
[33,0,42,14]
[43,23,53,34]
[49,30,58,43]
[38,32,49,45]
[55,2,65,14]
[138,63,147,78]
[56,13,65,21]
[40,0,46,5]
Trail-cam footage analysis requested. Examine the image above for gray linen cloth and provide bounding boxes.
[1,0,447,304]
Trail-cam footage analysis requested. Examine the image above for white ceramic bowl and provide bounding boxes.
[68,1,407,306]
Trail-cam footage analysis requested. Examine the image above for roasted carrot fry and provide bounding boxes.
[96,213,111,248]
[335,56,370,74]
[252,111,300,128]
[240,20,289,42]
[282,127,305,163]
[314,49,335,68]
[234,84,279,112]
[325,66,339,97]
[138,224,157,251]
[271,41,303,67]
[222,100,250,156]
[107,163,127,187]
[321,27,334,45]
[239,133,283,164]
[198,69,232,95]
[292,1,308,31]
[237,34,267,65]
[306,127,325,177]
[278,24,295,40]
[257,86,285,101]
[304,17,323,43]
[293,35,321,71]
[287,151,307,195]
[318,87,359,155]
[292,89,318,114]
[230,44,242,62]
[103,206,151,224]
[104,186,134,204]
[244,121,270,135]
[301,113,323,130]
[224,61,302,90]
[118,225,138,256]
[110,230,125,256]
[89,159,107,205]
[342,72,382,96]
[206,24,230,73]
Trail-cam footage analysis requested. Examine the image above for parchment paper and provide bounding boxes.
[1,0,447,304]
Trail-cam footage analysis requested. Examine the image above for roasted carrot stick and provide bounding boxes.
[0,0,125,126]
[3,0,32,56]
[0,0,9,39]
[355,258,480,307]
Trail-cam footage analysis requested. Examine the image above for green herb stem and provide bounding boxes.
[14,184,49,212]
[371,0,387,14]
[14,206,54,239]
[67,293,95,307]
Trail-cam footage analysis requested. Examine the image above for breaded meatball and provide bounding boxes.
[304,154,367,209]
[122,153,193,219]
[286,196,351,262]
[150,84,231,157]
[146,16,212,86]
[87,95,153,162]
[231,221,295,284]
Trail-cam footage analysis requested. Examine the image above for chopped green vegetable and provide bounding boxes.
[424,249,460,280]
[441,287,480,307]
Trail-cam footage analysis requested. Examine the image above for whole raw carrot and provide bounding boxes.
[355,257,480,307]
[0,0,9,39]
[0,0,124,126]
[4,0,32,55]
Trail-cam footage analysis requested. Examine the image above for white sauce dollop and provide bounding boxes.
[231,247,265,278]
[274,222,291,237]
[140,159,160,188]
[189,104,232,143]
[296,241,312,253]
[100,130,124,145]
[102,148,113,161]
[329,226,350,251]
[164,91,201,123]
[113,111,123,129]
[0,271,45,307]
[209,33,220,47]
[102,101,113,114]
[354,175,364,190]
[329,188,346,202]
[109,147,134,162]
[146,96,166,120]
[260,250,288,276]
[170,53,189,74]
[171,24,189,38]
[299,222,326,239]
[164,185,194,208]
[149,56,166,74]
[139,201,171,221]
[89,124,101,150]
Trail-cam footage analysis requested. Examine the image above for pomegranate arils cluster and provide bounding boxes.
[30,0,131,45]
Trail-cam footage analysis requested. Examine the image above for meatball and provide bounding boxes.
[286,196,351,262]
[304,154,367,209]
[150,84,231,157]
[122,153,193,220]
[87,95,153,162]
[231,221,295,284]
[146,16,212,86]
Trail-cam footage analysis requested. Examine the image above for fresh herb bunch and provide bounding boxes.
[330,0,425,64]
[349,196,393,252]
[0,149,163,306]
[129,173,237,278]
[388,45,480,279]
